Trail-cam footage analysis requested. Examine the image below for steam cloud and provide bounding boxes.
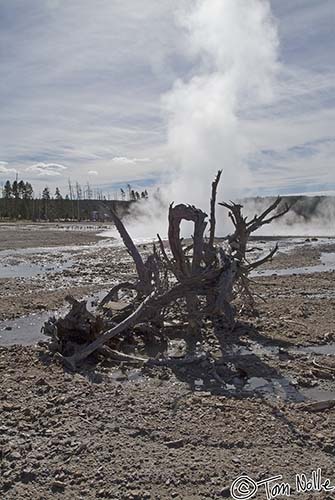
[162,0,279,207]
[121,0,281,241]
[243,196,335,237]
[105,0,334,241]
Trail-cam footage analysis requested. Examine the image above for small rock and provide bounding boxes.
[51,480,66,491]
[3,403,20,411]
[20,469,36,483]
[219,486,231,497]
[8,451,21,460]
[35,377,49,386]
[165,439,184,448]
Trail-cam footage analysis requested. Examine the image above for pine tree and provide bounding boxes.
[55,187,62,200]
[42,187,50,200]
[24,182,33,199]
[17,180,25,198]
[4,180,12,199]
[12,180,19,199]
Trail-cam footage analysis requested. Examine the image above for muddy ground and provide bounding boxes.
[1,224,335,499]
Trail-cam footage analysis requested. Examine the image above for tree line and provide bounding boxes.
[1,179,149,202]
[0,179,149,221]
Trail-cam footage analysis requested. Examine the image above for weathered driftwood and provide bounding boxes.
[99,282,138,307]
[97,346,147,364]
[46,172,289,369]
[110,208,150,292]
[43,295,104,349]
[109,207,161,296]
[55,292,156,370]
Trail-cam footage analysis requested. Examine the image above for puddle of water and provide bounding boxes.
[0,289,110,346]
[301,387,335,402]
[109,369,145,383]
[0,235,123,280]
[243,376,335,403]
[243,376,305,402]
[235,339,335,358]
[231,341,335,403]
[295,343,335,356]
[233,342,280,357]
[0,259,73,279]
[0,312,51,346]
[253,251,335,277]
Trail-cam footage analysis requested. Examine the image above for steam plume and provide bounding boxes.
[110,0,281,241]
[162,0,279,207]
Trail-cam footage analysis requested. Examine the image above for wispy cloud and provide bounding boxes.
[26,162,67,177]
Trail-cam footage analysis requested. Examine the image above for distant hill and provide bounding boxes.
[243,195,335,221]
[241,195,335,236]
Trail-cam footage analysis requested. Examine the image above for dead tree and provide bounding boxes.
[219,197,290,263]
[45,173,289,369]
[219,198,291,309]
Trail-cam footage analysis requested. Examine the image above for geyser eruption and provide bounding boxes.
[113,0,280,241]
[163,0,279,208]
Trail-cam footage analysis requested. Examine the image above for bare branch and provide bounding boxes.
[110,207,150,291]
[209,170,223,248]
[247,245,278,270]
[99,282,139,308]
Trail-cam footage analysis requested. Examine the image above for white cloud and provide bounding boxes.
[26,162,67,177]
[111,157,150,165]
[0,161,17,174]
[0,0,178,192]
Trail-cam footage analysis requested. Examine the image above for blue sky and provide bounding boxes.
[0,0,334,197]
